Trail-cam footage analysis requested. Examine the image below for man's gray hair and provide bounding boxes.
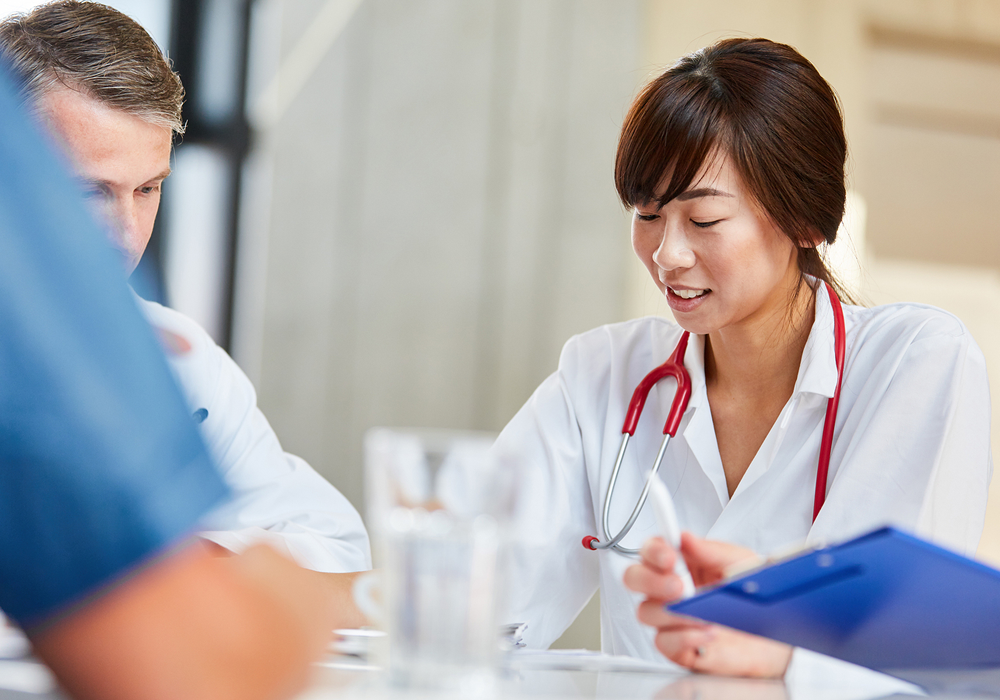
[0,1,185,134]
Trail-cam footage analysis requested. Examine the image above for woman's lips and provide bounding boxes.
[665,286,711,313]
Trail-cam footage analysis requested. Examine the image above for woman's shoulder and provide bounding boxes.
[845,301,980,365]
[848,301,971,343]
[557,316,686,374]
[549,317,688,411]
[561,316,685,354]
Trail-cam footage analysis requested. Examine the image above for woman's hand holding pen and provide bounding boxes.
[623,533,793,678]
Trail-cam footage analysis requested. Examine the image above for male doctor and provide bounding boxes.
[0,0,370,620]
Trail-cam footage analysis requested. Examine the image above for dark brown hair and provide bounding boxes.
[615,38,850,301]
[0,1,185,134]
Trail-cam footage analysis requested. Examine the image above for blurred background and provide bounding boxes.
[3,0,999,647]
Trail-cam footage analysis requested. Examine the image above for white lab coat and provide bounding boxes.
[139,298,371,573]
[496,289,992,661]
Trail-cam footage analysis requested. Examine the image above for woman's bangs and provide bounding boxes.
[616,78,724,209]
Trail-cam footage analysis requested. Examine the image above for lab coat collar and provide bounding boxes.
[677,284,840,404]
[681,332,708,409]
[674,284,841,509]
[793,283,840,400]
[679,333,730,508]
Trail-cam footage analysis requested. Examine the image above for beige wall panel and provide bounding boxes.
[870,42,1000,118]
[866,0,1000,43]
[643,0,809,68]
[866,124,1000,267]
[860,2,1000,564]
[866,32,1000,265]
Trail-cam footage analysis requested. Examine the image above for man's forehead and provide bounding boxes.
[37,84,173,186]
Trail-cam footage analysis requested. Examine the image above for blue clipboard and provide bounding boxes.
[668,527,1000,671]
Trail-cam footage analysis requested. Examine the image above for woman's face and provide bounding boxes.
[631,152,801,337]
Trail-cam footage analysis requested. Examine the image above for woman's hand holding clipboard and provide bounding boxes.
[623,479,793,677]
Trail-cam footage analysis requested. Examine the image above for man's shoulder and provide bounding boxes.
[135,296,217,359]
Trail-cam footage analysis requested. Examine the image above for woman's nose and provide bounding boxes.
[652,222,696,271]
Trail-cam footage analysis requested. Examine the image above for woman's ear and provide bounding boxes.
[799,229,826,249]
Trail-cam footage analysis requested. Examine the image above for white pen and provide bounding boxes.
[647,475,696,599]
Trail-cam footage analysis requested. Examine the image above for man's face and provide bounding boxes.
[38,86,173,275]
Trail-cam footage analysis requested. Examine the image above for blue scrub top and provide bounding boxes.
[0,62,229,628]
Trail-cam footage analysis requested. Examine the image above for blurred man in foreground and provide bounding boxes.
[0,53,336,700]
[0,1,370,621]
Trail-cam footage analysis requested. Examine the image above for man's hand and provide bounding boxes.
[31,542,339,700]
[624,533,792,678]
[317,571,369,629]
[199,539,370,629]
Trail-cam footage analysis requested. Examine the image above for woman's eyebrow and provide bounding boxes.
[674,187,734,201]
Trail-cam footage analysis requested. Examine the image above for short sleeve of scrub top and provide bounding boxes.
[0,62,229,629]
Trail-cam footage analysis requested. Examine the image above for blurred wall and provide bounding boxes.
[235,0,642,516]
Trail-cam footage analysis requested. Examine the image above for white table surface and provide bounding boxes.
[0,644,985,699]
[296,649,929,700]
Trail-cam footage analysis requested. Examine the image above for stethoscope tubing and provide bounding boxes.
[583,331,691,555]
[590,432,674,555]
[584,283,846,556]
[813,282,846,521]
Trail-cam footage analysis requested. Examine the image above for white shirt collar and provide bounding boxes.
[680,281,841,404]
[675,282,843,507]
[794,282,840,400]
[682,332,708,409]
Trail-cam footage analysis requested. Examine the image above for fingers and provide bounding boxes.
[636,599,709,631]
[638,536,677,574]
[651,623,717,670]
[626,534,788,678]
[623,536,686,600]
[653,623,793,678]
[679,533,761,586]
[637,600,714,671]
[623,561,684,601]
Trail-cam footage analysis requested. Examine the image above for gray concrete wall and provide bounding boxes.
[235,0,641,525]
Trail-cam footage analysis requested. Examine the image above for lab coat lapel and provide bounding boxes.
[677,334,730,509]
[715,287,841,515]
[794,285,840,401]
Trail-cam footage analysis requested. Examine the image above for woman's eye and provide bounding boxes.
[635,212,659,222]
[691,219,722,229]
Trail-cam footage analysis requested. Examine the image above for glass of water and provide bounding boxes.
[359,428,517,694]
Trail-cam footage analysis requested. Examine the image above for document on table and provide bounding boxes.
[506,649,680,674]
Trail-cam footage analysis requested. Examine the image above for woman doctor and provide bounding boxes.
[494,37,992,676]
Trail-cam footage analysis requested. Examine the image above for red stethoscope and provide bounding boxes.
[583,283,846,556]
